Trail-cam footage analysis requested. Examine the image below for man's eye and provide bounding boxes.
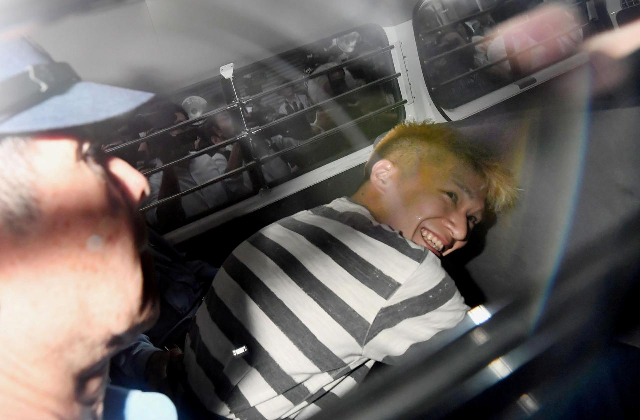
[79,141,110,176]
[445,191,458,204]
[80,142,103,162]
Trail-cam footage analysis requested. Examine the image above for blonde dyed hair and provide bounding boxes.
[365,121,518,213]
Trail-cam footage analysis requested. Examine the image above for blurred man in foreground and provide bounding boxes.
[0,38,161,419]
[181,121,518,419]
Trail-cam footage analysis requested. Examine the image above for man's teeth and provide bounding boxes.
[421,230,444,252]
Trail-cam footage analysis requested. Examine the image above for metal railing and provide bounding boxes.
[138,99,406,212]
[241,45,395,104]
[107,46,397,155]
[416,0,593,91]
[433,21,590,89]
[105,102,238,153]
[139,162,257,212]
[417,0,510,38]
[126,45,403,214]
[250,72,401,135]
[141,133,246,177]
[417,0,588,38]
[262,99,407,164]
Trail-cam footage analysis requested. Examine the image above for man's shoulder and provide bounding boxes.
[310,196,373,220]
[286,197,372,229]
[262,197,352,223]
[257,197,428,263]
[249,197,368,246]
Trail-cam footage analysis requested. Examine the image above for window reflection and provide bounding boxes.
[415,0,595,109]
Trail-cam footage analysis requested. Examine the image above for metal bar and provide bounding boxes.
[424,31,501,66]
[261,99,407,163]
[227,74,268,191]
[418,0,589,38]
[109,48,398,154]
[433,21,589,90]
[105,102,238,153]
[141,133,247,176]
[240,46,395,103]
[139,99,407,211]
[418,0,510,37]
[139,162,257,213]
[422,0,591,66]
[250,72,402,135]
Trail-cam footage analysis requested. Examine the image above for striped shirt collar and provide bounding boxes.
[332,197,425,251]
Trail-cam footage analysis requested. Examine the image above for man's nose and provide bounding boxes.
[444,211,468,242]
[106,157,150,207]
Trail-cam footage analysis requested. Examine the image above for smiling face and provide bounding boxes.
[379,151,486,257]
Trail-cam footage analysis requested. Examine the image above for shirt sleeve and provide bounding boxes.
[278,102,288,115]
[362,255,469,364]
[210,152,228,174]
[110,334,163,387]
[189,153,224,183]
[379,313,477,365]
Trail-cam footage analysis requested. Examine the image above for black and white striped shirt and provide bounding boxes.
[183,197,468,419]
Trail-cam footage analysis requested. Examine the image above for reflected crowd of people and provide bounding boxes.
[416,0,590,108]
[107,26,400,232]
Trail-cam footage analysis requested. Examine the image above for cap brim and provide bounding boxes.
[0,81,153,134]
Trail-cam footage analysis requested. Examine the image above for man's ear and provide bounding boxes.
[369,159,398,193]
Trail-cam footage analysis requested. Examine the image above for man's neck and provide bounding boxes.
[0,362,78,419]
[350,184,388,225]
[0,334,103,420]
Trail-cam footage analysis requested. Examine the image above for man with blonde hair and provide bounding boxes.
[182,121,518,419]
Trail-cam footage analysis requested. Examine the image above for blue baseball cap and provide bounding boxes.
[0,38,153,135]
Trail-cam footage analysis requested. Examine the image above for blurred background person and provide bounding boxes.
[202,99,296,187]
[278,83,311,116]
[181,95,208,120]
[485,3,583,79]
[140,103,231,231]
